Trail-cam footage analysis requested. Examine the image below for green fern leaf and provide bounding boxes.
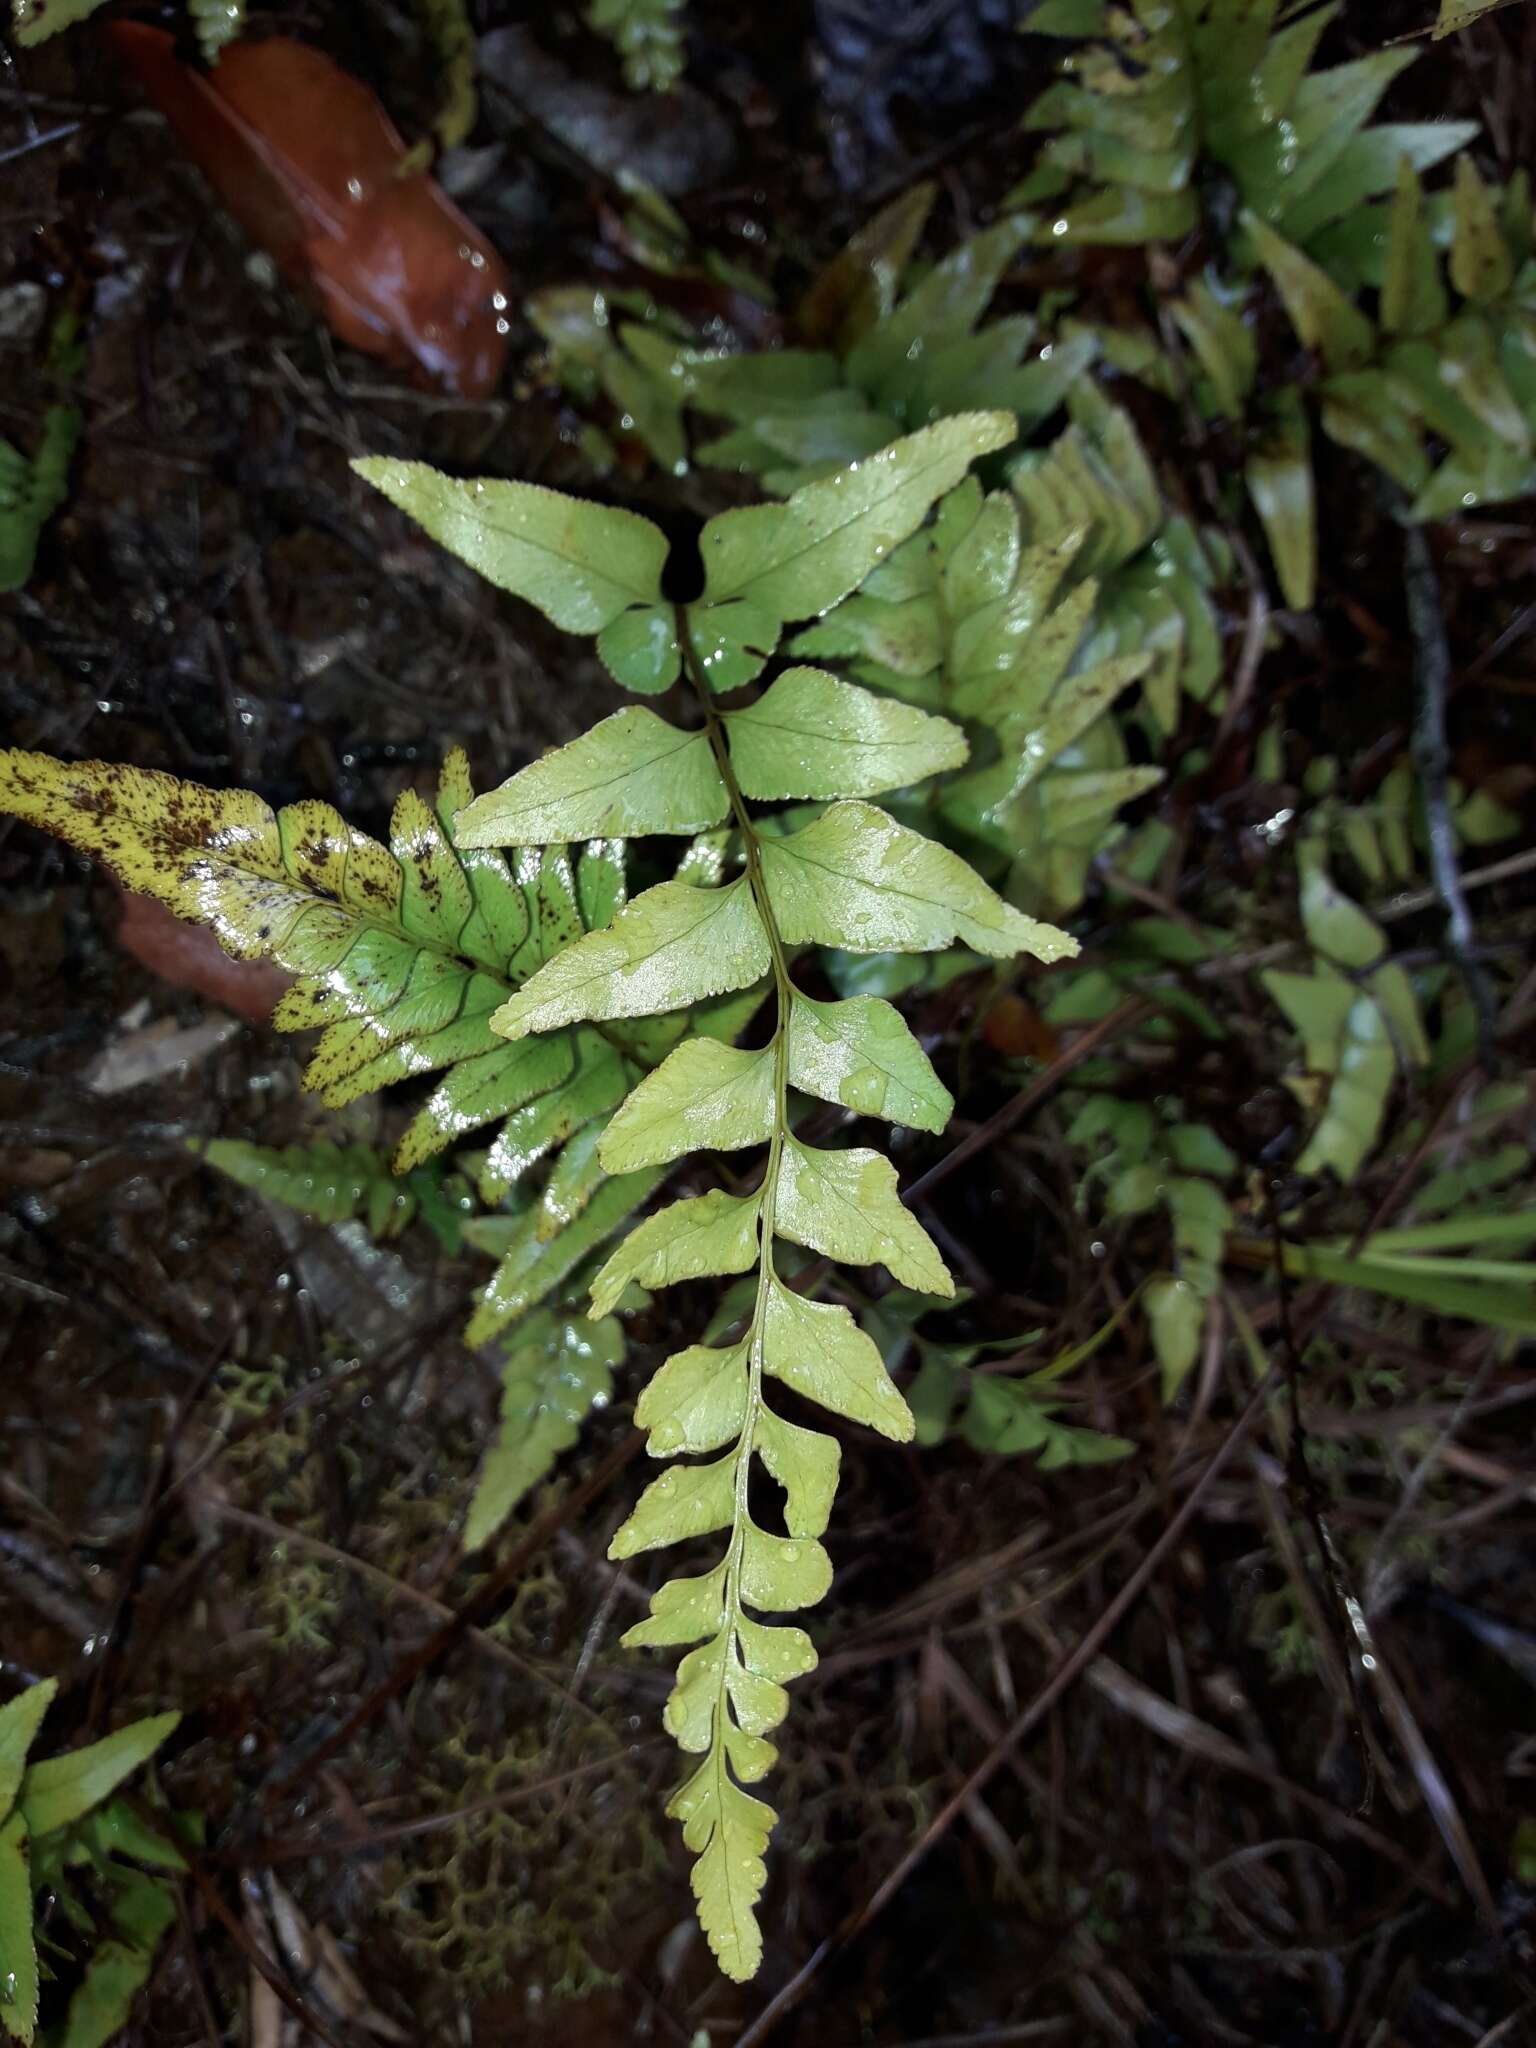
[19,1716,181,1841]
[1263,837,1429,1182]
[196,1138,471,1250]
[463,1165,664,1346]
[587,0,687,92]
[1019,0,1472,256]
[0,404,80,594]
[0,1682,56,1829]
[465,1309,625,1548]
[10,0,109,42]
[357,424,1070,1978]
[795,414,1170,913]
[0,745,675,1346]
[624,206,1083,494]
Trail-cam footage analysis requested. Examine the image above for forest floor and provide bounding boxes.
[2,3,1536,2044]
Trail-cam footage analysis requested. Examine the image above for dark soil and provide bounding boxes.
[3,4,1536,2046]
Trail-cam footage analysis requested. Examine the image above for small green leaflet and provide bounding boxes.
[590,1189,761,1314]
[637,1339,750,1456]
[493,878,770,1036]
[668,1759,773,1982]
[762,1280,914,1439]
[1448,155,1514,305]
[1246,389,1316,612]
[694,414,1016,688]
[19,1713,182,1839]
[453,708,727,845]
[1297,837,1387,969]
[600,1039,775,1169]
[786,992,952,1132]
[352,460,673,692]
[1244,214,1376,372]
[761,802,1076,960]
[724,667,968,799]
[776,1138,953,1294]
[612,1448,741,1556]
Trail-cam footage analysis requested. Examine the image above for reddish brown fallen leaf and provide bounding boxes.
[109,25,511,399]
[982,992,1061,1062]
[115,887,292,1023]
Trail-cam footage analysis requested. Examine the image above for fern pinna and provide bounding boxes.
[352,415,1074,1976]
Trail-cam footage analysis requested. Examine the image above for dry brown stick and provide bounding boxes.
[734,1367,1280,2048]
[183,1856,349,2048]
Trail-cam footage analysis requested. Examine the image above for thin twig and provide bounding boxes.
[903,997,1154,1208]
[182,1857,348,2048]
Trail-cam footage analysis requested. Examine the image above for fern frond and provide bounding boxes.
[196,1137,472,1250]
[188,0,247,63]
[0,745,668,1344]
[1257,161,1536,522]
[465,1307,626,1548]
[1069,1092,1237,1396]
[1018,0,1475,256]
[611,188,1093,493]
[1262,830,1429,1182]
[587,0,688,93]
[354,415,1072,1978]
[10,0,109,44]
[893,1310,1136,1466]
[0,1681,182,2048]
[16,0,249,55]
[0,404,80,595]
[793,399,1176,913]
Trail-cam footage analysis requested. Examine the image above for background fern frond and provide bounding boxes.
[0,745,676,1347]
[587,0,688,92]
[1017,0,1475,256]
[0,403,80,595]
